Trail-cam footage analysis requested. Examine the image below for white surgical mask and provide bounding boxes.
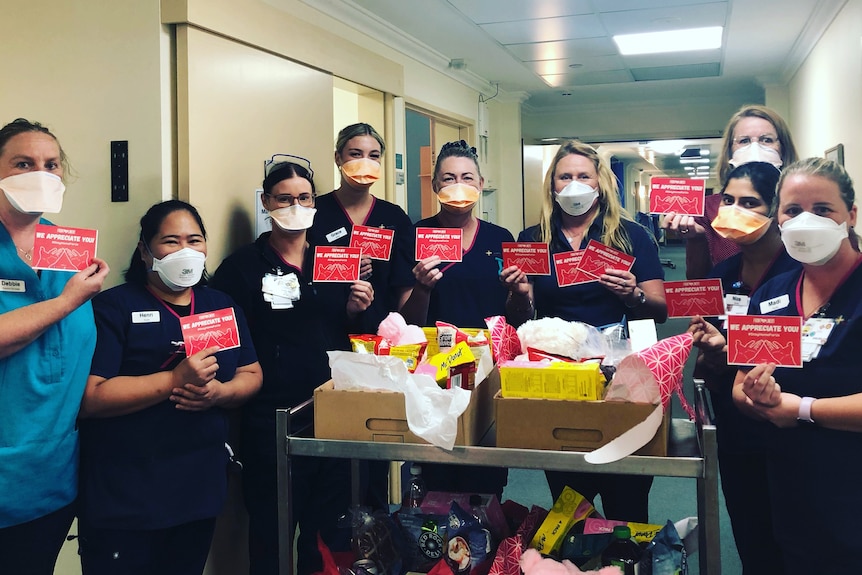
[0,171,66,214]
[269,204,316,232]
[151,247,206,291]
[729,143,783,169]
[555,180,598,216]
[780,211,848,265]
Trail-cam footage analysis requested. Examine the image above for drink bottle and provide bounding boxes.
[402,464,426,511]
[601,525,641,575]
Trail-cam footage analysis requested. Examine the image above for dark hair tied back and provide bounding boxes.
[440,140,477,158]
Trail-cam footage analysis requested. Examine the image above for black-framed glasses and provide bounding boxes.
[264,154,314,179]
[732,134,778,147]
[264,192,316,207]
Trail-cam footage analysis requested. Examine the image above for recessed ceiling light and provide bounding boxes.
[649,140,686,155]
[613,26,723,56]
[561,92,572,96]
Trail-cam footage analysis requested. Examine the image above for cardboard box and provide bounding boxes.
[314,368,500,445]
[494,392,669,456]
[498,361,604,401]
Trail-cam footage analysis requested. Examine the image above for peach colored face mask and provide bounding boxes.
[340,158,380,185]
[711,204,772,245]
[437,183,480,208]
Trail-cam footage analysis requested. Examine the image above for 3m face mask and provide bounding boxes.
[0,171,66,214]
[729,143,783,169]
[780,211,848,265]
[340,158,381,186]
[151,247,207,291]
[711,204,773,245]
[269,205,316,231]
[555,180,598,216]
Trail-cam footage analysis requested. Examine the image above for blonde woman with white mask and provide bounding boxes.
[0,118,109,575]
[511,140,667,524]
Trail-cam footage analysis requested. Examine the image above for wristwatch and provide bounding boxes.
[798,396,816,424]
[626,288,647,308]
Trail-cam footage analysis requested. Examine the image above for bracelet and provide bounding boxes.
[798,396,816,424]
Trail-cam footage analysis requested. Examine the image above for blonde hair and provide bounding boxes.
[536,140,635,253]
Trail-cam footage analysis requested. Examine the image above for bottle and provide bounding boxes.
[601,525,641,575]
[401,463,426,511]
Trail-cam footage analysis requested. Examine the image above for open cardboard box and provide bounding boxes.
[314,367,500,446]
[494,391,669,456]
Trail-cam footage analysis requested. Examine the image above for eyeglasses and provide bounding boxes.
[264,192,315,207]
[732,134,779,147]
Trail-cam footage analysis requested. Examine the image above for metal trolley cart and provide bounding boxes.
[276,380,719,575]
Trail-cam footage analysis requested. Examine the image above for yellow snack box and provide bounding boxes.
[499,361,605,400]
[425,341,475,386]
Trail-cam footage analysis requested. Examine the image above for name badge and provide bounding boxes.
[326,227,348,243]
[0,279,25,292]
[760,294,790,314]
[132,311,161,323]
[725,294,750,315]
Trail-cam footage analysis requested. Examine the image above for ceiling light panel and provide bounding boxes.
[614,26,723,55]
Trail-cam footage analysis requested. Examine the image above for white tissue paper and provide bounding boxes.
[327,351,471,450]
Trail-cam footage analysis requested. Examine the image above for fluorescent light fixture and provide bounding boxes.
[614,26,723,56]
[680,157,710,164]
[648,140,686,155]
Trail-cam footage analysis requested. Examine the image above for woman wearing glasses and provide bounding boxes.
[212,160,375,575]
[688,161,799,573]
[662,105,798,278]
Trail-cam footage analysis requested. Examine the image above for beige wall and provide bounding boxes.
[1,0,170,290]
[176,25,335,266]
[786,0,862,181]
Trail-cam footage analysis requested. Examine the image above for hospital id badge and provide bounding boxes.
[262,272,301,300]
[801,317,836,362]
[724,294,749,315]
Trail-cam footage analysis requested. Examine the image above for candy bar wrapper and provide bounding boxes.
[529,486,596,556]
[583,517,664,544]
[484,315,521,363]
[350,334,386,354]
[426,341,476,386]
[437,321,471,354]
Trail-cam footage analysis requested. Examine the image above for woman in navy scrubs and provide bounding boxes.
[77,200,262,575]
[403,140,527,499]
[688,161,799,573]
[213,160,374,575]
[513,140,667,522]
[732,158,862,573]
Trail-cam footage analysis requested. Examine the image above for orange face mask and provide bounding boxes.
[340,158,380,185]
[437,183,480,209]
[711,204,772,245]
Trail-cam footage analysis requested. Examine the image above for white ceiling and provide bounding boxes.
[300,0,847,178]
